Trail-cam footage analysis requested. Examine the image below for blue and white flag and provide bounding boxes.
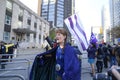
[90,32,98,44]
[64,13,89,52]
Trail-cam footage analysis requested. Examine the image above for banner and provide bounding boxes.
[64,13,88,52]
[90,32,98,44]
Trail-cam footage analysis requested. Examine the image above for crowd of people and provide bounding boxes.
[29,27,120,80]
[0,41,18,69]
[87,42,120,79]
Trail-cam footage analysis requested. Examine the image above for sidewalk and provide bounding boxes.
[13,48,45,60]
[18,48,45,54]
[17,48,94,80]
[15,48,109,80]
[81,53,109,80]
[81,53,93,80]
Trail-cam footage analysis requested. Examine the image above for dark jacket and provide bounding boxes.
[29,43,80,80]
[87,47,97,59]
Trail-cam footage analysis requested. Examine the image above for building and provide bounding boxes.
[38,0,75,43]
[38,0,75,28]
[0,0,50,48]
[109,0,120,44]
[101,6,110,43]
[109,0,120,27]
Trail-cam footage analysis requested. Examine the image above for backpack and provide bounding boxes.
[97,47,104,59]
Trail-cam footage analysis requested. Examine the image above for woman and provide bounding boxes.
[30,28,80,80]
[87,43,97,76]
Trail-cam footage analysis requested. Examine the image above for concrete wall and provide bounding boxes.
[0,0,50,49]
[0,0,6,41]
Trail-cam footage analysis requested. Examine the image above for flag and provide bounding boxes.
[90,32,98,44]
[64,13,89,52]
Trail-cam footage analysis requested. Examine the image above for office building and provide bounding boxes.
[101,6,110,43]
[109,0,120,27]
[38,0,75,28]
[0,0,50,48]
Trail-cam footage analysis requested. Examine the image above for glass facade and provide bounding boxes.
[110,0,120,27]
[40,0,74,28]
[41,0,67,28]
[56,0,64,27]
[41,0,55,26]
[48,4,55,23]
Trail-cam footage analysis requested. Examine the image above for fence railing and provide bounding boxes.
[0,74,25,80]
[0,53,37,80]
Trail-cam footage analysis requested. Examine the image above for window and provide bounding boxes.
[39,25,41,30]
[26,34,30,42]
[5,15,11,25]
[27,19,31,25]
[34,34,36,43]
[18,8,23,21]
[6,0,12,12]
[3,32,10,41]
[34,22,37,28]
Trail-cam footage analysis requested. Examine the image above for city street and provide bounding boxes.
[0,48,109,80]
[0,48,45,80]
[0,0,119,80]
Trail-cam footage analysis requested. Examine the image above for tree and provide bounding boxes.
[110,26,120,38]
[49,28,56,40]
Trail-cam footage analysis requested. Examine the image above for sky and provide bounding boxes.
[19,0,38,13]
[19,0,109,39]
[75,0,109,39]
[75,0,109,26]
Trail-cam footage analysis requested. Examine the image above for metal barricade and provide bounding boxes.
[0,74,25,80]
[0,53,37,80]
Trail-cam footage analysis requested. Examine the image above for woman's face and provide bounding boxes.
[55,32,66,44]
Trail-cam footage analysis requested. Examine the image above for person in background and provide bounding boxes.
[87,43,97,76]
[108,65,120,80]
[108,44,117,67]
[13,42,19,58]
[7,43,15,62]
[102,43,109,68]
[30,28,80,80]
[115,42,120,66]
[96,44,104,73]
[5,43,14,62]
[0,41,6,69]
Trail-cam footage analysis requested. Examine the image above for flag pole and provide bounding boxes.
[91,26,93,33]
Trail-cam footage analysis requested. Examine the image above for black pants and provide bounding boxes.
[103,56,108,68]
[96,61,103,73]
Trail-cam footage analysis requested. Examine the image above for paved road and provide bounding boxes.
[81,53,109,80]
[0,48,109,80]
[0,48,45,80]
